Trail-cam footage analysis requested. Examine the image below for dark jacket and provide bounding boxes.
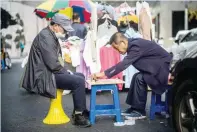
[22,27,66,98]
[105,38,172,94]
[70,22,87,39]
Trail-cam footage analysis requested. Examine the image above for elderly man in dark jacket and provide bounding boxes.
[22,14,91,127]
[91,32,172,120]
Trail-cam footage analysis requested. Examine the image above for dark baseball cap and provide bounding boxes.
[51,13,74,32]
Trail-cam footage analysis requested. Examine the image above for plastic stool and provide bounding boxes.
[90,84,122,124]
[150,91,169,120]
[43,89,70,124]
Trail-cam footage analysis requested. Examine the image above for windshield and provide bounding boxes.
[180,30,197,43]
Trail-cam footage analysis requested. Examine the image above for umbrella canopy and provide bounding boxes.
[35,0,91,19]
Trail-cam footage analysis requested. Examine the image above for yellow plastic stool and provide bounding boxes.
[43,89,70,124]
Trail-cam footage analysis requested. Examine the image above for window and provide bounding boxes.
[181,30,197,43]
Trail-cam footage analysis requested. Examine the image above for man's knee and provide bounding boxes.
[135,73,145,85]
[70,77,85,91]
[75,73,85,79]
[75,76,85,87]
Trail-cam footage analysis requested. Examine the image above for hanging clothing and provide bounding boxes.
[96,3,116,20]
[124,28,142,38]
[83,30,97,73]
[67,36,82,67]
[88,0,98,41]
[58,38,71,64]
[76,41,91,89]
[63,49,72,63]
[97,19,118,39]
[136,1,152,41]
[100,45,123,90]
[121,54,139,88]
[117,15,138,26]
[115,2,135,16]
[95,35,111,73]
[107,5,116,20]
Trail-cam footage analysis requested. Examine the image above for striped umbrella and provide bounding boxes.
[35,0,91,21]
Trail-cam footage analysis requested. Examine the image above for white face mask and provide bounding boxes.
[55,32,65,38]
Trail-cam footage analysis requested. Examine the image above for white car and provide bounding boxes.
[174,30,189,44]
[167,28,197,68]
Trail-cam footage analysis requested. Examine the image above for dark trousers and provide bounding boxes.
[126,72,148,111]
[55,72,86,111]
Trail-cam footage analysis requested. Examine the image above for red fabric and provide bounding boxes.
[83,10,91,23]
[100,46,123,90]
[35,10,47,18]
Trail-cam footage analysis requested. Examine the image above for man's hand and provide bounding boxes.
[90,72,105,81]
[168,73,174,85]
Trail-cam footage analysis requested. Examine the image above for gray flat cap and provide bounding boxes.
[51,13,74,32]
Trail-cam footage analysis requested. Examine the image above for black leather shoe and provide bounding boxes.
[82,109,90,119]
[72,110,90,119]
[72,113,91,128]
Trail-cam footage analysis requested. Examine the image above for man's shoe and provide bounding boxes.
[125,110,146,120]
[72,110,89,119]
[121,107,134,116]
[72,113,91,128]
[82,109,90,119]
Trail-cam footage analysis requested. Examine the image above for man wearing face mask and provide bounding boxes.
[91,32,173,120]
[22,14,91,127]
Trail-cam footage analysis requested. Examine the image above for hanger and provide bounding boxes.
[138,0,145,3]
[101,1,108,6]
[102,17,112,29]
[102,13,111,20]
[101,7,111,20]
[123,0,128,5]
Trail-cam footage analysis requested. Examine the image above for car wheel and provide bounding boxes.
[5,57,12,69]
[173,80,197,132]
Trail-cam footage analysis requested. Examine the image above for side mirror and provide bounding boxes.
[174,39,179,44]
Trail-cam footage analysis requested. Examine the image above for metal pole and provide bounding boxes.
[184,2,188,30]
[36,16,39,34]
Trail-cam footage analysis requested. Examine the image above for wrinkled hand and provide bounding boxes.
[90,72,105,81]
[90,74,97,81]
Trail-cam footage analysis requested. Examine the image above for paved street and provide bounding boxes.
[2,60,174,132]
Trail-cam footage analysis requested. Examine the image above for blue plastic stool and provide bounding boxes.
[150,90,169,120]
[90,84,122,124]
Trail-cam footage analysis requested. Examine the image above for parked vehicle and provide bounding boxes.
[174,30,189,44]
[170,57,197,132]
[167,28,197,68]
